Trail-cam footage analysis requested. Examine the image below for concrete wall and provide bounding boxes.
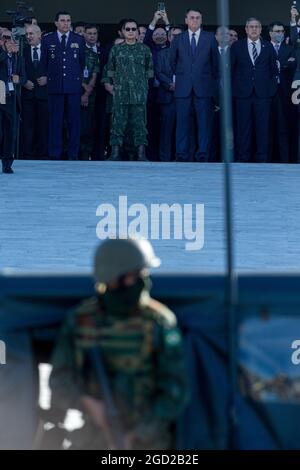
[0,0,293,25]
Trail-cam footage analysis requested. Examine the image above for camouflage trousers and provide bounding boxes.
[110,104,148,147]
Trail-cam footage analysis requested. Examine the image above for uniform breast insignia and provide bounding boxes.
[71,43,79,48]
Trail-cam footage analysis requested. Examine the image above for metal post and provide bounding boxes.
[217,0,239,449]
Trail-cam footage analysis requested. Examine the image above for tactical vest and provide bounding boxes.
[73,296,165,423]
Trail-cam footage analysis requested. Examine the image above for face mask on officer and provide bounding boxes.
[274,32,284,44]
[100,274,152,316]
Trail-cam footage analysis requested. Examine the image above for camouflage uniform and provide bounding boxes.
[49,291,188,450]
[80,47,100,160]
[102,42,154,147]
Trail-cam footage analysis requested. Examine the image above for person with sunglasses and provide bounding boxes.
[103,19,153,162]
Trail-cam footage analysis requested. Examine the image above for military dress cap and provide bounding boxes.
[94,237,161,284]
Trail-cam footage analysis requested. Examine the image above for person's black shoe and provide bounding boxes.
[137,145,148,162]
[108,146,121,161]
[2,167,14,174]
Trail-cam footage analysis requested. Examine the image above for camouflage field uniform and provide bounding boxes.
[49,291,188,450]
[102,42,154,147]
[80,47,100,159]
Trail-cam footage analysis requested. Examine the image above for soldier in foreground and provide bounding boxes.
[49,238,189,450]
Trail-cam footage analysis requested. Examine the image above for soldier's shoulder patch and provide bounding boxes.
[146,298,177,328]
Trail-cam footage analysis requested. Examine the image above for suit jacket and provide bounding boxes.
[40,31,85,94]
[156,47,175,104]
[169,30,219,98]
[22,45,48,101]
[0,48,26,109]
[290,24,300,47]
[270,42,296,97]
[231,39,278,98]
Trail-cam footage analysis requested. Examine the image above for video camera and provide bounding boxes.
[6,1,34,44]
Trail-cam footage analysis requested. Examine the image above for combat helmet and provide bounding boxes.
[94,237,161,284]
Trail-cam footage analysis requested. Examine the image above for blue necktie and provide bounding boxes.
[61,34,67,49]
[191,33,197,56]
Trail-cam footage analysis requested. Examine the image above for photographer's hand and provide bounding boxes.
[150,10,162,28]
[291,5,299,23]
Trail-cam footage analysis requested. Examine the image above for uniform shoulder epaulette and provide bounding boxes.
[146,298,177,328]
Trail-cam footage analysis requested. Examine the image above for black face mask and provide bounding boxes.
[102,276,152,317]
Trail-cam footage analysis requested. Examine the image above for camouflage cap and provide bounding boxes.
[94,237,161,284]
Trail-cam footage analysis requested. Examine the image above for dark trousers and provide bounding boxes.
[270,89,290,163]
[21,98,48,159]
[92,91,108,160]
[0,97,15,169]
[48,93,81,160]
[176,94,214,162]
[159,100,176,162]
[209,108,222,162]
[146,88,160,161]
[80,103,95,160]
[235,94,271,163]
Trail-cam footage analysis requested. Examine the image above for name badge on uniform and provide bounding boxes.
[83,67,89,79]
[8,82,14,92]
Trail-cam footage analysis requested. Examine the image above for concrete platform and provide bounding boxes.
[0,161,299,273]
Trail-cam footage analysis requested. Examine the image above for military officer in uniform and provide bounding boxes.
[80,34,100,160]
[102,19,153,162]
[40,11,85,160]
[49,237,189,450]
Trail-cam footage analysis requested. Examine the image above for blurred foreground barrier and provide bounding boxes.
[0,273,300,450]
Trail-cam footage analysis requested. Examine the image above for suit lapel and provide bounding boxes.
[195,30,205,57]
[183,31,192,59]
[255,39,266,64]
[244,39,253,67]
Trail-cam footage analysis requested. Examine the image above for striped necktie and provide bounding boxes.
[252,42,258,63]
[33,47,39,68]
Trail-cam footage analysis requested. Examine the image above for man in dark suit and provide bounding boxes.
[210,26,231,162]
[231,17,278,163]
[156,27,182,162]
[170,9,219,162]
[144,9,170,161]
[0,31,26,173]
[269,21,296,163]
[290,3,300,46]
[40,11,85,160]
[83,24,108,161]
[21,24,48,160]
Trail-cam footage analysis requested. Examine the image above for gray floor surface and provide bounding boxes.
[1,161,299,273]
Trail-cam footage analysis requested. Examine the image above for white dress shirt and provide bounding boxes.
[31,44,41,61]
[247,37,261,64]
[188,28,201,46]
[86,44,97,53]
[218,45,229,55]
[57,30,70,44]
